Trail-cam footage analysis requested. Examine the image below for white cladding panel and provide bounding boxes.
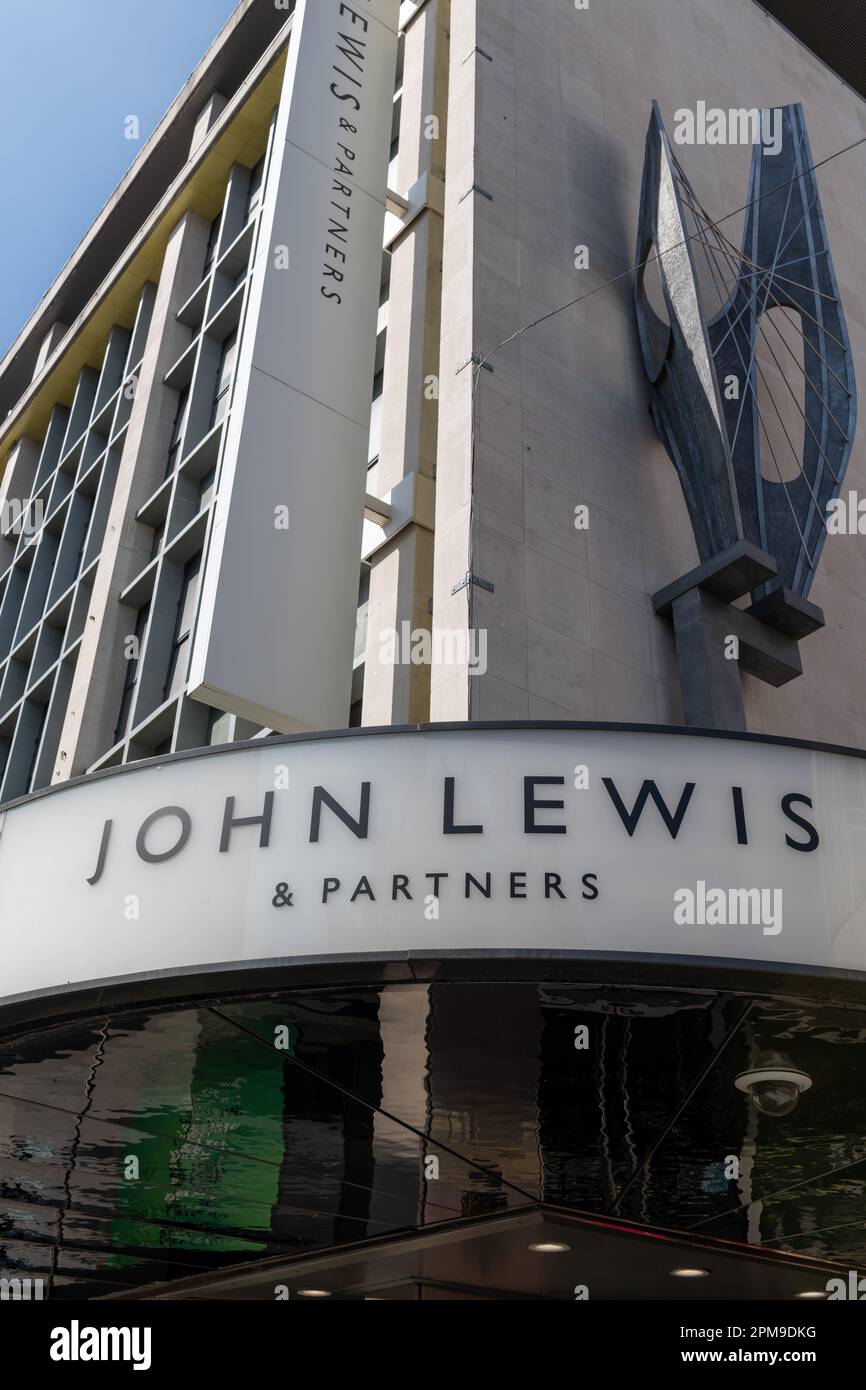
[188,0,399,730]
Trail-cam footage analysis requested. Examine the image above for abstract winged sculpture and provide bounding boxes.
[635,102,856,729]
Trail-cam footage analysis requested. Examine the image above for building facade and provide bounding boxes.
[2,0,866,1303]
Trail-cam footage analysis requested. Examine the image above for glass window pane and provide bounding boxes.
[246,157,265,218]
[166,385,189,475]
[166,641,188,698]
[203,214,221,276]
[198,469,216,511]
[177,555,201,642]
[115,604,149,741]
[211,330,238,428]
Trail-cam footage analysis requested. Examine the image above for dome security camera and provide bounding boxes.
[734,1051,812,1117]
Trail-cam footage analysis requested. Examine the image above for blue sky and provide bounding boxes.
[0,0,239,356]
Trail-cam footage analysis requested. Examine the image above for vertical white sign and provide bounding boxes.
[188,0,400,730]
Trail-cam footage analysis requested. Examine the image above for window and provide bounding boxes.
[368,368,384,464]
[115,604,149,742]
[25,703,49,791]
[354,567,370,665]
[395,33,405,90]
[246,157,265,220]
[387,136,399,189]
[207,708,233,746]
[210,329,238,429]
[73,497,95,572]
[379,252,392,308]
[149,519,165,561]
[164,554,201,700]
[198,469,217,511]
[203,214,221,278]
[165,385,189,477]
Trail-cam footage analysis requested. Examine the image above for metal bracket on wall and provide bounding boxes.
[457,353,494,375]
[458,184,493,205]
[451,573,495,597]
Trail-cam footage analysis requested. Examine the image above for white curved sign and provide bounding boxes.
[1,726,865,1002]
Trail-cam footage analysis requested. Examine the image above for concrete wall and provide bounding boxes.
[362,0,450,726]
[430,0,866,744]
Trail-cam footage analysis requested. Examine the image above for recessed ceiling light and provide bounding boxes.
[297,1288,331,1298]
[795,1290,826,1299]
[529,1242,571,1253]
[670,1267,710,1279]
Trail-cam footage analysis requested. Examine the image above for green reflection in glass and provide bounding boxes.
[112,1010,284,1253]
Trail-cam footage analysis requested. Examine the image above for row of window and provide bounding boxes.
[114,551,202,744]
[164,325,238,481]
[111,155,264,752]
[202,154,264,279]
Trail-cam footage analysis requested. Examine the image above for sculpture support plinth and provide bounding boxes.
[653,542,825,731]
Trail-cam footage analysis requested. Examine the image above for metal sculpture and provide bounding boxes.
[635,101,856,728]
